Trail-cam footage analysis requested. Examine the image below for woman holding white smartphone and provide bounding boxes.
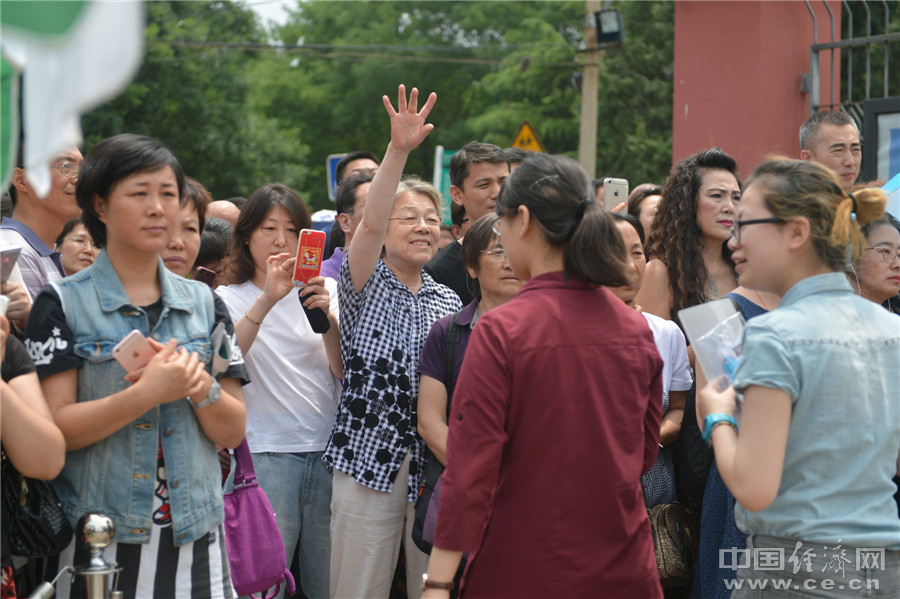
[24,133,246,599]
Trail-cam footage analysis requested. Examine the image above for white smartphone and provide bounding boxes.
[0,295,9,316]
[603,177,629,211]
[112,330,156,373]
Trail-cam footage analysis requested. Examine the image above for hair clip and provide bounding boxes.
[529,173,560,192]
[848,193,858,221]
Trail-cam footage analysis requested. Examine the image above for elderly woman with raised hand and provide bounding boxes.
[324,85,461,599]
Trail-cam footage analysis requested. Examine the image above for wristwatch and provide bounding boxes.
[421,573,454,592]
[701,413,738,445]
[187,380,221,409]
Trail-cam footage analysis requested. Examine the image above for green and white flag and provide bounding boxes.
[1,1,144,195]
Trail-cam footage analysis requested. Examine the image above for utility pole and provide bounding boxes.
[578,0,601,178]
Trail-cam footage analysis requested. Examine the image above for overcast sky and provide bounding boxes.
[246,0,292,28]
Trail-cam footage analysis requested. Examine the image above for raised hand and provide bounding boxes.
[383,84,436,154]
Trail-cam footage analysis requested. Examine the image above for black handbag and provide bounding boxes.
[1,448,73,558]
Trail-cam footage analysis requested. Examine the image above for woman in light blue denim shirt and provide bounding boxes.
[25,134,247,599]
[697,159,899,597]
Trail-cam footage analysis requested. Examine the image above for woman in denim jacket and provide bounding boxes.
[24,134,246,599]
[698,158,899,597]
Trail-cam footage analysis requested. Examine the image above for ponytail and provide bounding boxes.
[497,153,628,286]
[831,188,887,262]
[567,203,628,286]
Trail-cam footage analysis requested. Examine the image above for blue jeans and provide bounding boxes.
[226,451,332,599]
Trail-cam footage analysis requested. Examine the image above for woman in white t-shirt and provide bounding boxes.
[610,213,693,507]
[217,183,343,599]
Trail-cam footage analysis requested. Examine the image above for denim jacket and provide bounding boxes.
[49,251,222,546]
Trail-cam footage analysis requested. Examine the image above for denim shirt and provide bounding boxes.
[48,251,222,546]
[733,273,900,549]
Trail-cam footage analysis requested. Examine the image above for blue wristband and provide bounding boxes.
[702,413,738,445]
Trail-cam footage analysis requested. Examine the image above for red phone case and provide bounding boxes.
[293,229,327,286]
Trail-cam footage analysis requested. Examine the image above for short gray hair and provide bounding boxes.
[799,111,857,150]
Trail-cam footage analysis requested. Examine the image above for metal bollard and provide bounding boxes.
[28,512,125,599]
[71,513,123,599]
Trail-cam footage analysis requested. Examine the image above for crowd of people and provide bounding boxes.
[0,85,897,599]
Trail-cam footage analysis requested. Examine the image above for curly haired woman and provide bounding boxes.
[635,148,742,323]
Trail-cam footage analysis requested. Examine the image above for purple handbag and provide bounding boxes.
[223,439,295,598]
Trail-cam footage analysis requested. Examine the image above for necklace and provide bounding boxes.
[708,263,722,298]
[754,290,769,311]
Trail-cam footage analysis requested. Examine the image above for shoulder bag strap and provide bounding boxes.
[442,310,462,419]
[231,438,257,488]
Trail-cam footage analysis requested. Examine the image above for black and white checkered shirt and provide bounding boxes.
[324,258,461,499]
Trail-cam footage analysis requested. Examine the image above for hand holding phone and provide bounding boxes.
[293,229,330,333]
[603,178,629,212]
[1,247,22,284]
[298,278,331,334]
[112,330,156,373]
[193,266,217,287]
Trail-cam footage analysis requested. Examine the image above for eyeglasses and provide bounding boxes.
[52,162,80,180]
[864,247,900,264]
[481,246,508,261]
[387,214,441,227]
[65,236,100,251]
[730,217,783,245]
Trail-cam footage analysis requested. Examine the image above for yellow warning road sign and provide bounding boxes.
[510,120,546,152]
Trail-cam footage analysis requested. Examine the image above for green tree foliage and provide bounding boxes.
[82,1,675,210]
[258,1,674,207]
[82,1,310,201]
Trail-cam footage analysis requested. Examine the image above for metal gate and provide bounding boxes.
[803,0,899,125]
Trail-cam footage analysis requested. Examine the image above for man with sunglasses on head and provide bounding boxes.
[1,145,83,299]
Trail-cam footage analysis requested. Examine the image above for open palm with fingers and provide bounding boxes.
[383,84,436,154]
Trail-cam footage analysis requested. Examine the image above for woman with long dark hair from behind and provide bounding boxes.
[422,153,664,598]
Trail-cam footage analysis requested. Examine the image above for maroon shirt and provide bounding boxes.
[435,272,664,598]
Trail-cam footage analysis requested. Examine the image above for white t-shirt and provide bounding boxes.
[216,279,341,453]
[642,312,693,395]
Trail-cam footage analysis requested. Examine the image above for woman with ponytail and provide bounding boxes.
[697,158,900,596]
[422,154,664,599]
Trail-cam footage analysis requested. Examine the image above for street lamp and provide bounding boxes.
[594,8,624,46]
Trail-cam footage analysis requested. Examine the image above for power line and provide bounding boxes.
[168,40,580,66]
